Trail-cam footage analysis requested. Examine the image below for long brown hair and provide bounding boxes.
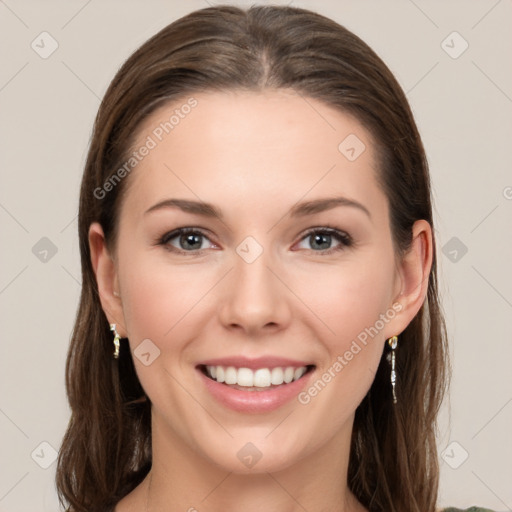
[56,5,449,511]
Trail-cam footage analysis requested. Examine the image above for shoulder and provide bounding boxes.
[441,507,497,512]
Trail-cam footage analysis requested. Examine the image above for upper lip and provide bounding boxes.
[196,356,314,370]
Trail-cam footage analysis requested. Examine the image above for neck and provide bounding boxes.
[145,474,364,512]
[142,411,366,512]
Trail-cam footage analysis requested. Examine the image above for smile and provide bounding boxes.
[200,364,314,390]
[196,358,316,413]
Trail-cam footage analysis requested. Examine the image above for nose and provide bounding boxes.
[217,250,292,336]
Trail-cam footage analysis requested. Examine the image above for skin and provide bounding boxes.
[89,89,432,512]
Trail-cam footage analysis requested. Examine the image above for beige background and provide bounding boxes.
[1,1,511,511]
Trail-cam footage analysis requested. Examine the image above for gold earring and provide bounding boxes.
[387,335,398,404]
[110,323,121,359]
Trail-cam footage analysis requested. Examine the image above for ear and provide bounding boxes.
[387,219,433,336]
[88,222,127,337]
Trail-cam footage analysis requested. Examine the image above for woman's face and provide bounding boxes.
[92,89,429,474]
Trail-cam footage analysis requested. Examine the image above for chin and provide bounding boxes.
[197,436,308,476]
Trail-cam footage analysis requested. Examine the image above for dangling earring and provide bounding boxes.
[110,323,121,359]
[387,335,398,404]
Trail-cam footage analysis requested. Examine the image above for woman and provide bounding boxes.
[55,5,494,512]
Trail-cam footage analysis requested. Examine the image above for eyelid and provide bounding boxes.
[294,226,353,253]
[157,225,353,255]
[158,227,218,254]
[160,227,213,243]
[299,226,351,240]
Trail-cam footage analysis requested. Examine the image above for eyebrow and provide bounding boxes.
[144,196,371,220]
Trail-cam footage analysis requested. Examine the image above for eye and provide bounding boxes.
[295,227,352,254]
[158,228,217,253]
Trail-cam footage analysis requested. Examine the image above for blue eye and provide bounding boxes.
[159,228,214,252]
[158,226,352,255]
[296,228,352,253]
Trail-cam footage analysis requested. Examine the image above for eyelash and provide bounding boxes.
[157,226,353,255]
[299,226,353,254]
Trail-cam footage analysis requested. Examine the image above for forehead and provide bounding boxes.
[121,89,385,219]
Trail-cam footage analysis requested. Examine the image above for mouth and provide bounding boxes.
[197,364,316,392]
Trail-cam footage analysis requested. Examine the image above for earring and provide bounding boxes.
[110,323,121,359]
[387,335,398,404]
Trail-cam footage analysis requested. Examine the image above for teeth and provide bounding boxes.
[294,367,306,380]
[237,367,254,387]
[224,367,237,385]
[254,368,271,387]
[205,365,309,388]
[283,367,294,383]
[271,367,284,385]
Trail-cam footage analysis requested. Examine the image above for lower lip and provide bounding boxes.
[197,367,315,413]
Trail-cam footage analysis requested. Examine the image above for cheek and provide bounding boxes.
[292,261,396,418]
[118,252,215,346]
[294,258,396,345]
[117,254,218,406]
